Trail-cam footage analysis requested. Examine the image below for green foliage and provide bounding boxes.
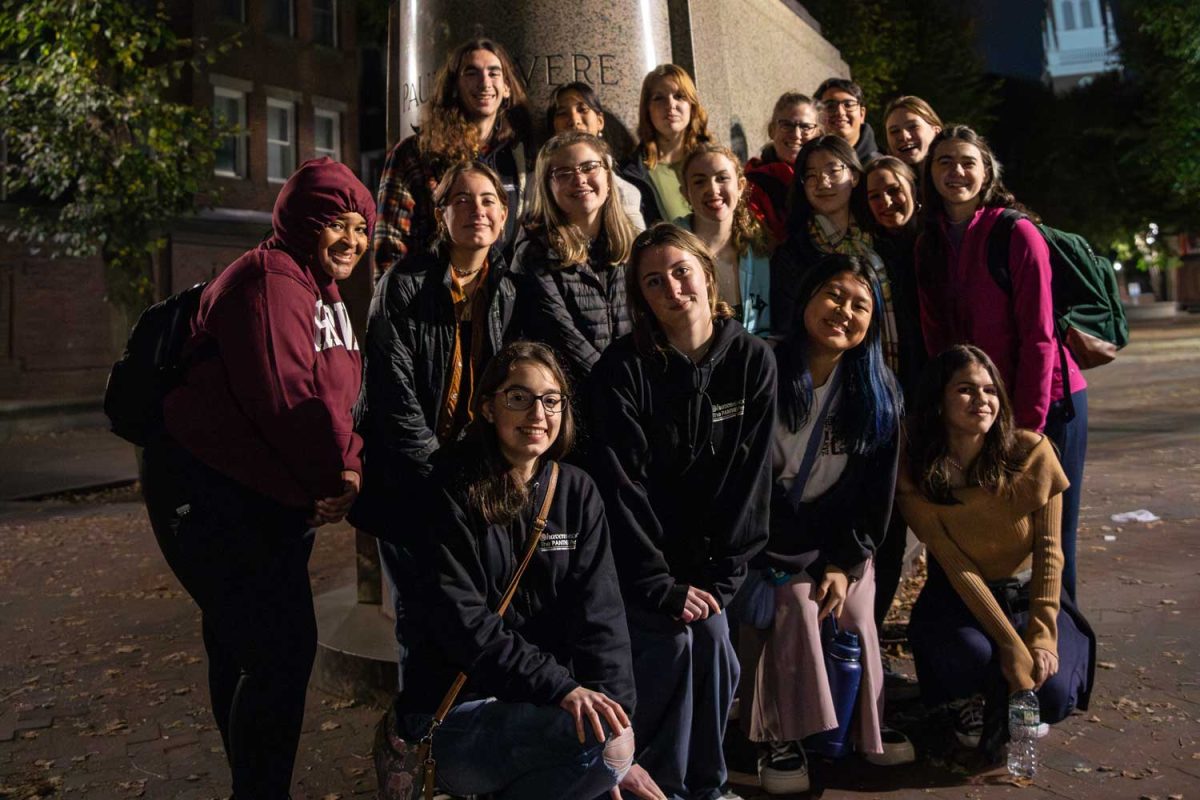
[0,0,236,317]
[803,0,1000,131]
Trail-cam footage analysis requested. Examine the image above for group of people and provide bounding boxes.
[140,33,1096,800]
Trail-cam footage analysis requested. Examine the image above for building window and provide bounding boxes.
[267,99,296,183]
[1060,1,1076,30]
[314,109,342,161]
[213,88,247,178]
[266,0,294,36]
[1078,0,1094,28]
[313,0,337,47]
[218,0,245,21]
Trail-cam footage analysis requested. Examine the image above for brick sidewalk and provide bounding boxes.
[1,316,1198,799]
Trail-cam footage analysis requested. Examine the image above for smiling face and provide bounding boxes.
[437,170,508,250]
[886,108,941,166]
[647,76,692,141]
[942,362,1000,439]
[685,151,744,225]
[931,140,987,218]
[456,48,510,123]
[866,168,916,231]
[482,360,564,472]
[637,244,712,333]
[802,270,873,356]
[818,89,866,144]
[769,102,820,165]
[315,211,369,280]
[803,149,859,218]
[552,89,605,136]
[547,142,610,227]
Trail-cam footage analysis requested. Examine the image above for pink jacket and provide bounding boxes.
[915,206,1085,432]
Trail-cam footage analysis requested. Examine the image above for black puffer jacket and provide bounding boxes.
[350,244,518,540]
[399,451,635,716]
[510,229,631,390]
[617,148,664,227]
[589,319,776,616]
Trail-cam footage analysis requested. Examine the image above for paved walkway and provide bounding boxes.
[0,315,1197,798]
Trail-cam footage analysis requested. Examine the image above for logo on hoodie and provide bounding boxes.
[711,399,744,423]
[314,300,359,353]
[538,529,579,552]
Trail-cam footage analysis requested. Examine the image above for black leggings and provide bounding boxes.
[142,441,315,799]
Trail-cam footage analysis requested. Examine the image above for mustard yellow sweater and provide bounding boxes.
[897,432,1069,690]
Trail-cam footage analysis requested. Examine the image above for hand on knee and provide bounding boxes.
[602,725,635,777]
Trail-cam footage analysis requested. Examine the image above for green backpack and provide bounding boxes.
[986,209,1129,369]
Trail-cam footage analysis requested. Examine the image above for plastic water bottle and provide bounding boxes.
[1007,690,1039,777]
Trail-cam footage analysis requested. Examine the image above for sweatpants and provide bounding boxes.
[142,440,316,799]
[624,605,738,800]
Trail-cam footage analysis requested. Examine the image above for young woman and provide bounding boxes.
[916,125,1088,601]
[142,158,376,797]
[882,95,944,172]
[675,143,773,335]
[547,81,646,231]
[897,345,1094,755]
[590,223,776,800]
[861,155,927,629]
[771,137,901,381]
[374,37,531,274]
[386,341,644,799]
[352,161,518,700]
[747,92,821,242]
[619,64,712,226]
[511,131,637,405]
[751,254,912,794]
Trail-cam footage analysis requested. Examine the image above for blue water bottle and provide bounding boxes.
[807,616,862,759]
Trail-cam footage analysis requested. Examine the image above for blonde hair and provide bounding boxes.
[525,131,636,268]
[681,143,772,258]
[625,223,734,357]
[636,65,712,168]
[765,91,814,139]
[882,95,944,134]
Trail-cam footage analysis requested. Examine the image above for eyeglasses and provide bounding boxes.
[775,120,820,133]
[494,388,569,415]
[820,99,860,115]
[549,160,604,182]
[803,163,849,184]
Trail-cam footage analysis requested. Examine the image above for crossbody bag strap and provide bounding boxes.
[429,461,562,724]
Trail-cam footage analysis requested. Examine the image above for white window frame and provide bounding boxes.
[312,0,338,47]
[266,98,296,184]
[313,108,342,162]
[213,87,247,178]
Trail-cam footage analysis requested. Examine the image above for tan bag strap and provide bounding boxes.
[428,461,561,724]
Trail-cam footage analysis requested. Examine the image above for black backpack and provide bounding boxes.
[986,210,1129,369]
[103,282,208,446]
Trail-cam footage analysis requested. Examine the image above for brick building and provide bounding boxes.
[0,0,367,417]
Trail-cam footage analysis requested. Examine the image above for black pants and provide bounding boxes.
[142,440,316,799]
[873,505,910,630]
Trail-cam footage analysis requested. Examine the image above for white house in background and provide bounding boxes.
[1043,0,1121,92]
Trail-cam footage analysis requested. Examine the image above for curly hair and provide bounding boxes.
[680,143,772,257]
[417,38,531,163]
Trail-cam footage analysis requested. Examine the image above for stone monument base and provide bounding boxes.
[313,584,398,708]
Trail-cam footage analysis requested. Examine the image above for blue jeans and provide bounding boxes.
[1044,389,1088,601]
[403,699,622,800]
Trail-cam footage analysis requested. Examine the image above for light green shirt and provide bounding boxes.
[647,160,691,222]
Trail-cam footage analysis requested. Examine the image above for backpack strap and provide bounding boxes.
[984,208,1026,296]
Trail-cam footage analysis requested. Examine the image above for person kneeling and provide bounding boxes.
[386,341,657,800]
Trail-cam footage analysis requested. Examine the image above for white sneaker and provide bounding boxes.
[864,725,916,765]
[949,694,985,748]
[758,740,810,794]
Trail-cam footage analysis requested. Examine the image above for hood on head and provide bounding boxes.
[270,157,377,263]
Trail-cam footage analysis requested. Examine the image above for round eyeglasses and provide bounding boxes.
[494,387,569,415]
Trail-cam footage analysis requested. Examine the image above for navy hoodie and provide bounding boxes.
[589,318,776,617]
[164,157,376,509]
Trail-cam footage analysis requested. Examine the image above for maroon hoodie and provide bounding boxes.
[164,158,377,509]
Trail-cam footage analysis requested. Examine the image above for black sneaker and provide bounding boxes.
[758,740,810,794]
[949,694,985,748]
